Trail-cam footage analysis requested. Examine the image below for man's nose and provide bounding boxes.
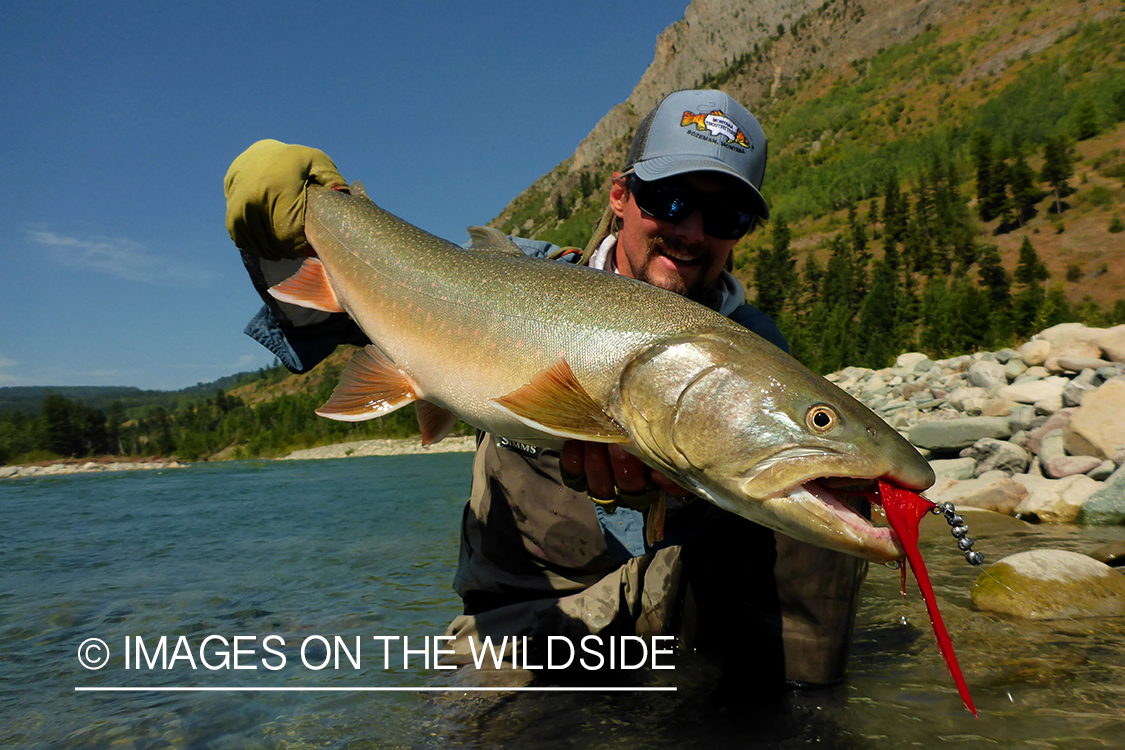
[673,207,707,243]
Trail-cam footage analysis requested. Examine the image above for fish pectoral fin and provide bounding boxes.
[466,226,525,256]
[316,345,418,422]
[491,359,630,443]
[268,257,345,313]
[416,400,458,446]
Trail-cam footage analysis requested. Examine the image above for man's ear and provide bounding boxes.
[609,172,628,219]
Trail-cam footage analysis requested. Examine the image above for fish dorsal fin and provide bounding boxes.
[416,400,458,447]
[268,257,344,313]
[492,358,630,443]
[316,345,418,421]
[466,226,525,256]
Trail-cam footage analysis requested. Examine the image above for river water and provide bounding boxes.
[2,454,1123,749]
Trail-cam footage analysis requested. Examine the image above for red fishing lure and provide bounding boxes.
[863,479,978,717]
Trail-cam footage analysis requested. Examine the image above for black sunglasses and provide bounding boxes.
[626,173,759,240]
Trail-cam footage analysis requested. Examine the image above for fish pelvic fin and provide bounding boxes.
[416,400,458,446]
[268,257,344,313]
[491,358,630,443]
[316,345,418,422]
[466,226,525,256]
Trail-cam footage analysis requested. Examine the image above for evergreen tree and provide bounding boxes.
[42,393,79,457]
[920,278,956,354]
[971,130,997,221]
[1038,286,1074,330]
[1040,136,1075,215]
[1012,236,1050,338]
[856,258,900,368]
[1009,151,1039,225]
[754,216,798,318]
[882,173,908,248]
[990,160,1014,229]
[1075,98,1099,141]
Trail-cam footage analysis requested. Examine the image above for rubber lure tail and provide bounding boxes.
[870,479,978,718]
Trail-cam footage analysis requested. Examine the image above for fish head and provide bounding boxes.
[618,329,934,562]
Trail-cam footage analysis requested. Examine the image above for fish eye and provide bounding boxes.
[806,404,839,434]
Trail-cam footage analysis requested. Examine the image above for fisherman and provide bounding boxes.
[225,89,869,695]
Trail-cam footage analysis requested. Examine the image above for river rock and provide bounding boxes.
[961,437,1031,476]
[1088,541,1125,567]
[929,457,977,481]
[930,470,1028,515]
[1088,460,1116,481]
[1037,429,1066,466]
[1020,339,1051,366]
[997,377,1069,405]
[1026,410,1076,455]
[1063,373,1100,407]
[1062,380,1125,460]
[1095,325,1125,362]
[1013,474,1102,523]
[1043,454,1104,479]
[896,352,930,371]
[1003,359,1028,382]
[909,416,1015,451]
[968,361,1007,394]
[1077,465,1125,525]
[1056,356,1114,373]
[971,549,1125,618]
[946,386,989,412]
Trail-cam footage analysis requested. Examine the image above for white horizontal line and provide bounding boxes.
[74,686,676,693]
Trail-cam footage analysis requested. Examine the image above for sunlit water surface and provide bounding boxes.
[2,454,1122,749]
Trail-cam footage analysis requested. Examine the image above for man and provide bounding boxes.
[225,90,868,693]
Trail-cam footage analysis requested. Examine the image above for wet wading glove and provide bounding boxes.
[224,139,348,261]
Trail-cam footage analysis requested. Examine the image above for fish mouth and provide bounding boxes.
[788,477,903,560]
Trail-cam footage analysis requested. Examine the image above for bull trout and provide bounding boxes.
[271,183,935,563]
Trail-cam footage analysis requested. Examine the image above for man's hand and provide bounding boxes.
[224,139,348,261]
[560,441,693,502]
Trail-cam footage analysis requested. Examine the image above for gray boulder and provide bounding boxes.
[909,417,1015,451]
[960,437,1031,476]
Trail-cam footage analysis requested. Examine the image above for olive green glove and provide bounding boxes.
[224,139,348,261]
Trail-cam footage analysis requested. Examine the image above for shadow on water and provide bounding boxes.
[2,456,1124,749]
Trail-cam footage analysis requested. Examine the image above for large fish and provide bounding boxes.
[270,182,935,564]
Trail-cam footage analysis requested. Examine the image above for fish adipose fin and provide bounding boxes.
[416,400,458,446]
[268,257,344,313]
[492,358,630,443]
[466,226,525,256]
[316,345,418,421]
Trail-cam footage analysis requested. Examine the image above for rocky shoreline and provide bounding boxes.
[0,435,479,480]
[279,435,477,460]
[0,458,189,480]
[831,322,1125,527]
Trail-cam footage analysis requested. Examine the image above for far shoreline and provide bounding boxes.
[0,435,478,480]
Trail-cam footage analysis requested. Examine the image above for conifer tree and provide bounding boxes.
[971,130,997,221]
[1075,98,1099,141]
[1009,151,1039,225]
[754,216,797,318]
[1012,236,1050,337]
[1040,136,1074,215]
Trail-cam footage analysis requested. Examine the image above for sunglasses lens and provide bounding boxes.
[630,176,756,240]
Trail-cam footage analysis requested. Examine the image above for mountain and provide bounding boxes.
[492,0,1125,306]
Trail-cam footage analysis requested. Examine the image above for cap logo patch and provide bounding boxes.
[680,110,752,150]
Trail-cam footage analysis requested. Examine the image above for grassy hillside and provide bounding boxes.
[502,0,1125,307]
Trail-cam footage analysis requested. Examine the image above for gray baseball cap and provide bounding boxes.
[623,89,769,219]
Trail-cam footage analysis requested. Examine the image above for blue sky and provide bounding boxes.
[2,1,691,391]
